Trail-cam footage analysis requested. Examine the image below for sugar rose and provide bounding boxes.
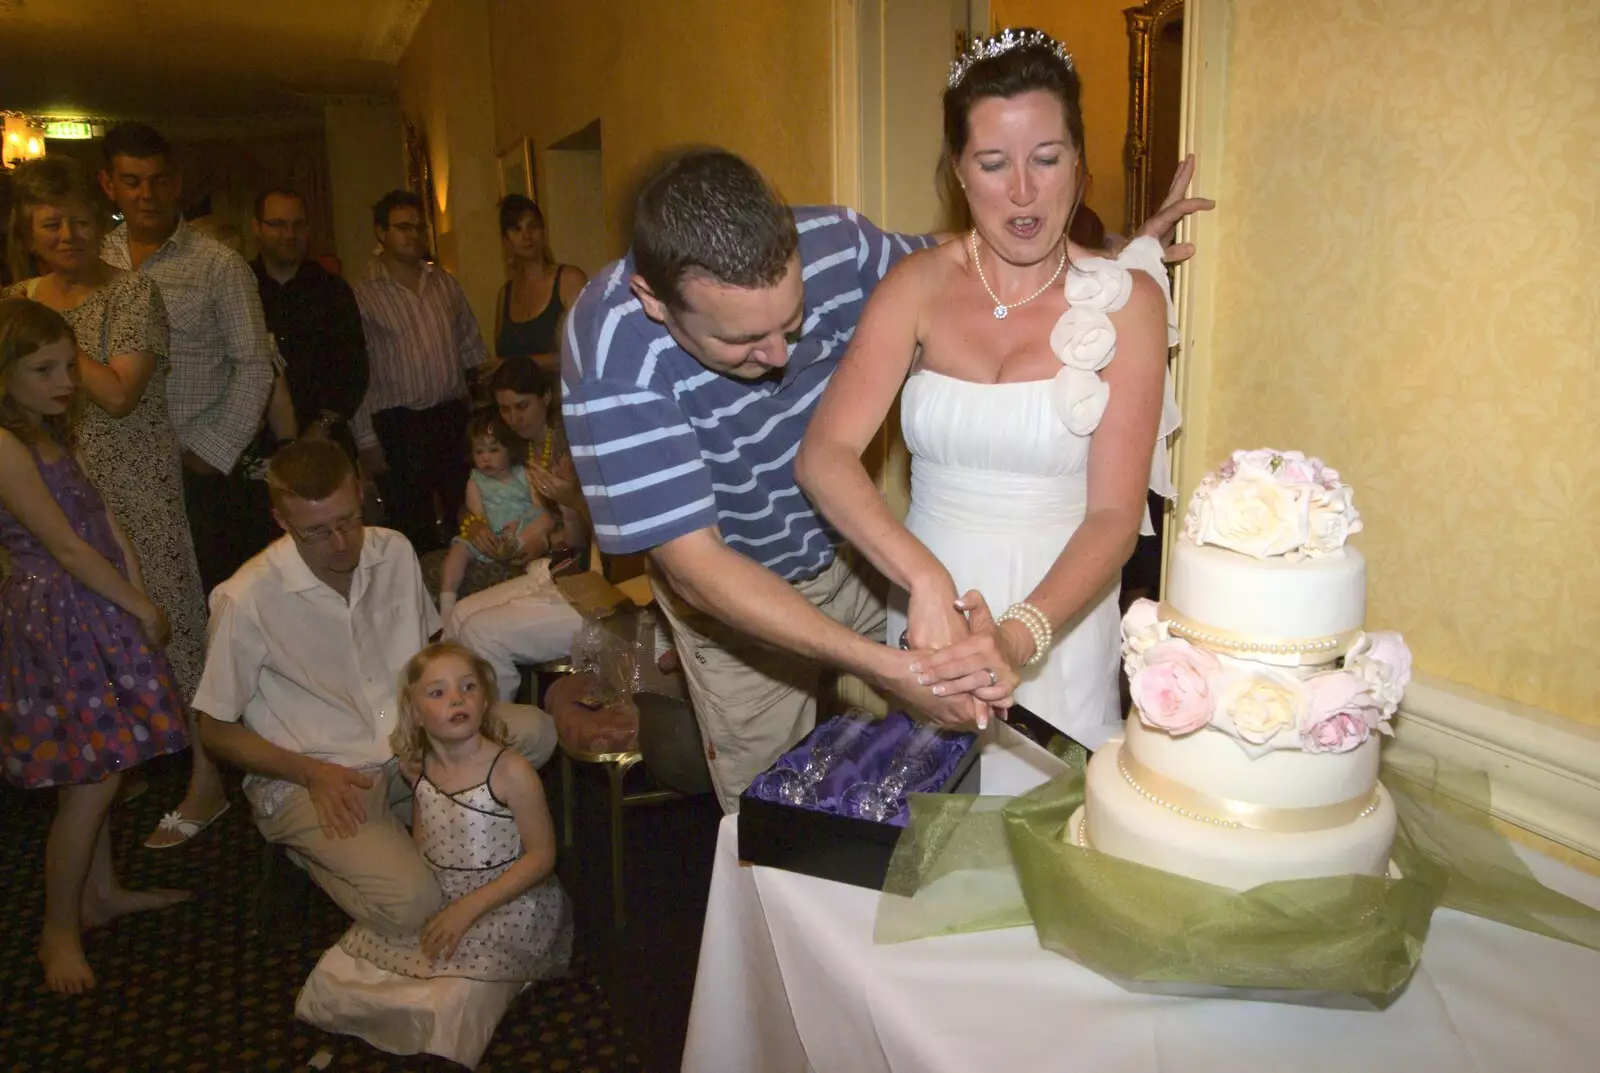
[1190,471,1311,559]
[1345,631,1412,715]
[1119,598,1169,675]
[1131,640,1220,736]
[1304,483,1363,556]
[1216,668,1307,745]
[1303,712,1368,754]
[1301,671,1384,752]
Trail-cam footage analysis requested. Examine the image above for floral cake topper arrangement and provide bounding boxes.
[1120,599,1412,755]
[1186,448,1362,560]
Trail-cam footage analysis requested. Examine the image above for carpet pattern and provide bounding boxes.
[0,754,643,1072]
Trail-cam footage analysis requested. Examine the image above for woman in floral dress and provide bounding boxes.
[6,156,220,848]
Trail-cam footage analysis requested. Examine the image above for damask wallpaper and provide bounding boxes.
[1201,0,1599,724]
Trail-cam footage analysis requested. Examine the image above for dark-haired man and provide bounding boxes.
[563,148,1204,811]
[250,189,369,460]
[350,190,487,552]
[196,438,555,935]
[100,122,279,593]
[563,149,962,812]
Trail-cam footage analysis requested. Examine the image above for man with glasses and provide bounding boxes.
[250,189,370,462]
[196,438,556,936]
[349,190,488,552]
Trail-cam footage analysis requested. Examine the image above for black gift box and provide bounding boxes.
[738,711,983,890]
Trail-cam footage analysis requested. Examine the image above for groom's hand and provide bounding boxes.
[910,591,1022,709]
[905,578,969,651]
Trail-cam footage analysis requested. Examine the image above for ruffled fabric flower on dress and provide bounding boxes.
[1047,235,1183,534]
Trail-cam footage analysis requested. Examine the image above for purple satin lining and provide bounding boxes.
[746,712,975,827]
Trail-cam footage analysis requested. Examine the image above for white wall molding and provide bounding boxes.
[1389,673,1600,861]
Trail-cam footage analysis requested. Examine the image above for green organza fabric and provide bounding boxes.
[876,747,1600,1008]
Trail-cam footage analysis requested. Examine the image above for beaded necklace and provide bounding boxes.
[527,426,554,470]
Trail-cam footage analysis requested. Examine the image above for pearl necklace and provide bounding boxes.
[969,228,1066,320]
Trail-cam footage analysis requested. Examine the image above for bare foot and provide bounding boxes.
[81,888,191,929]
[39,925,96,994]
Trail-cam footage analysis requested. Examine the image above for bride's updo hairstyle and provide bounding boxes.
[941,28,1085,227]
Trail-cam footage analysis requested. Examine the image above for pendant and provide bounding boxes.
[993,305,1008,320]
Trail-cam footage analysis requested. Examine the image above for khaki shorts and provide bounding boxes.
[652,552,887,813]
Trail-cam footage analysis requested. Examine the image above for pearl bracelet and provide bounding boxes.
[998,602,1052,666]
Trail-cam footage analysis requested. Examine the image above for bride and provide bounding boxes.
[796,28,1185,749]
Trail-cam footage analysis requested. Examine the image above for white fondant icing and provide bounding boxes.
[1123,715,1380,810]
[1165,536,1366,647]
[1082,737,1397,891]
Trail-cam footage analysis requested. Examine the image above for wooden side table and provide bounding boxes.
[545,672,679,928]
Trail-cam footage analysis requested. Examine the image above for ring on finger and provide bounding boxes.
[985,668,998,687]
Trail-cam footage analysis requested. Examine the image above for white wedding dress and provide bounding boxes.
[886,238,1181,750]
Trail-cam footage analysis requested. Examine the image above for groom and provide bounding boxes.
[561,147,1205,811]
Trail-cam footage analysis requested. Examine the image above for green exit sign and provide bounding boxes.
[44,121,95,140]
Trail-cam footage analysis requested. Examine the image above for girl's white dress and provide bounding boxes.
[296,749,571,1066]
[339,749,572,981]
[885,237,1182,751]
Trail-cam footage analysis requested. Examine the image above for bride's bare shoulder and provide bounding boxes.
[890,238,969,289]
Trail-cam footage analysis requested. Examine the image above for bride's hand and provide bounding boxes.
[910,591,1025,707]
[1134,153,1216,265]
[905,575,968,651]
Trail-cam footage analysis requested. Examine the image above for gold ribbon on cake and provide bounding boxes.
[1157,602,1364,666]
[1117,747,1380,833]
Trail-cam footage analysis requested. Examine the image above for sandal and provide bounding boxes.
[143,801,232,850]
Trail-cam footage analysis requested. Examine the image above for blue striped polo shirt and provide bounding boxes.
[561,206,934,582]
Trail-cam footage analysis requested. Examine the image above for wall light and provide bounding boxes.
[2,114,48,168]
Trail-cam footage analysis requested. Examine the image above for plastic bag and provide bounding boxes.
[568,606,654,704]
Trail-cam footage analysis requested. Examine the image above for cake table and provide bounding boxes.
[681,722,1600,1073]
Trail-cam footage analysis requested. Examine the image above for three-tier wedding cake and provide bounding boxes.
[1070,449,1413,890]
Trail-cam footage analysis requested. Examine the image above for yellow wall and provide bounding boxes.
[397,0,503,337]
[1199,0,1600,724]
[488,0,833,262]
[991,0,1131,234]
[322,101,406,281]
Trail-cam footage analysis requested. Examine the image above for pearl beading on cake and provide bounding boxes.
[1118,753,1241,828]
[1117,752,1382,830]
[1163,618,1343,656]
[1152,602,1366,667]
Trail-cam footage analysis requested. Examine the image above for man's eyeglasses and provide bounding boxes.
[289,512,363,544]
[261,218,308,232]
[387,223,424,235]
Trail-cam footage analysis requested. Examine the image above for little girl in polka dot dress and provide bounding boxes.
[339,641,571,983]
[0,299,190,994]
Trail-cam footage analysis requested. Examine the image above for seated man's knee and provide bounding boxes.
[499,702,557,768]
[454,612,491,653]
[369,873,445,936]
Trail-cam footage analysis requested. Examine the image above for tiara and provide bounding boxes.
[948,28,1074,89]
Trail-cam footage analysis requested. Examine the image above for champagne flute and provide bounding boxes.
[842,722,945,821]
[770,709,874,808]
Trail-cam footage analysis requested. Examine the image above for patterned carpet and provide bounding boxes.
[0,752,678,1072]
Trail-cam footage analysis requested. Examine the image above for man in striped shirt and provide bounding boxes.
[562,150,991,811]
[352,190,488,552]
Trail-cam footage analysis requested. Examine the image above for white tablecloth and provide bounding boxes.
[682,724,1600,1073]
